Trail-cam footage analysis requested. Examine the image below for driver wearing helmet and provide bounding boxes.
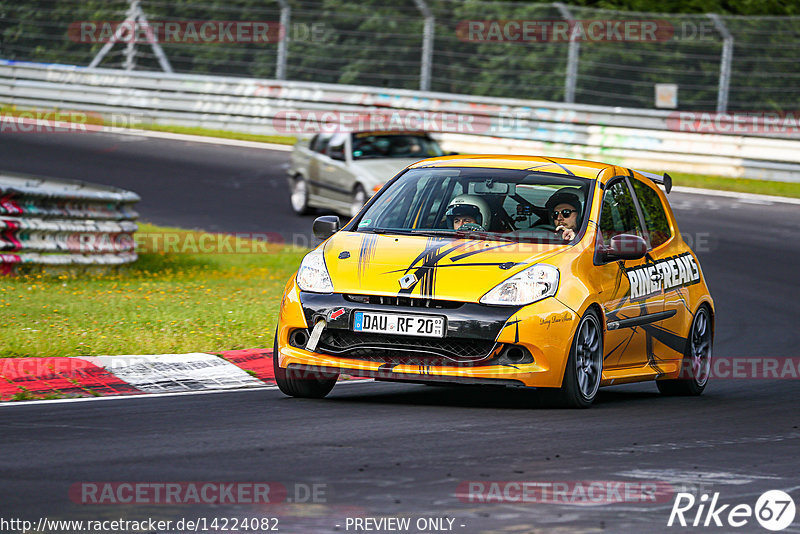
[445,194,491,231]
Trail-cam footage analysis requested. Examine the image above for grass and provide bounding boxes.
[133,123,297,146]
[668,171,800,199]
[0,223,307,358]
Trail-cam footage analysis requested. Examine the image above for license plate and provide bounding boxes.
[353,311,445,338]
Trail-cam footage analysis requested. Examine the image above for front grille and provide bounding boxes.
[344,294,463,309]
[317,329,497,364]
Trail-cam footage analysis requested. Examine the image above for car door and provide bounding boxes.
[320,133,353,208]
[629,175,693,366]
[595,177,665,370]
[307,133,332,199]
[325,133,355,204]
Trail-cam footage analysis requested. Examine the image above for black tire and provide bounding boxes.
[657,305,712,396]
[349,184,367,218]
[290,176,314,216]
[542,309,603,408]
[273,332,338,398]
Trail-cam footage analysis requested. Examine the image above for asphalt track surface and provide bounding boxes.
[1,131,799,533]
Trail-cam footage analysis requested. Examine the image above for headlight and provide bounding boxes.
[296,248,334,293]
[480,264,559,306]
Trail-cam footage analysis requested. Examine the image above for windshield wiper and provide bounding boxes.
[359,228,524,242]
[360,228,453,237]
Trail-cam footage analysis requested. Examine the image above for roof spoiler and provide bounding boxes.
[633,170,673,194]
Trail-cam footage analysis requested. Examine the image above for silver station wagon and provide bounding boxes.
[287,131,447,218]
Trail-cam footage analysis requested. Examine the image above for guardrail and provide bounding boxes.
[1,59,798,182]
[0,171,139,274]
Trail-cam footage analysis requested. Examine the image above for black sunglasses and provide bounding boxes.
[552,209,577,219]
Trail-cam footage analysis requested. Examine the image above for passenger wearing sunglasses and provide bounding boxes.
[545,191,582,241]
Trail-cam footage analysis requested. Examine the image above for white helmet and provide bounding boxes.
[445,194,491,230]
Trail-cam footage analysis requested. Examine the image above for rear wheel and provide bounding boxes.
[290,176,313,215]
[657,305,711,396]
[543,310,603,408]
[273,332,338,398]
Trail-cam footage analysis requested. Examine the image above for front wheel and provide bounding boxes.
[290,176,313,215]
[542,310,603,408]
[657,305,711,396]
[273,333,338,398]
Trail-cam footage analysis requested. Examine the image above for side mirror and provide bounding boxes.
[601,234,647,262]
[312,215,340,240]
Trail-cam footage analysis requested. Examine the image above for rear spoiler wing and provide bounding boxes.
[632,169,673,194]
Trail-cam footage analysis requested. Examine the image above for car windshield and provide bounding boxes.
[352,167,593,243]
[351,134,445,160]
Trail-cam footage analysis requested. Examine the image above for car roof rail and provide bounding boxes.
[631,169,673,194]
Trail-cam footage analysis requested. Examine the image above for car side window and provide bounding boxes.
[312,134,331,153]
[326,133,348,161]
[599,180,643,246]
[630,178,672,248]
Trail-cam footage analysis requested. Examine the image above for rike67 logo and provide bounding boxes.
[668,490,796,531]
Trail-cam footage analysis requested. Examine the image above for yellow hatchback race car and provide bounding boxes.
[274,155,714,407]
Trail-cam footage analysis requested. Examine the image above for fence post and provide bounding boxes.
[707,13,733,113]
[413,0,434,91]
[276,0,291,80]
[89,0,172,72]
[123,0,138,70]
[554,2,580,104]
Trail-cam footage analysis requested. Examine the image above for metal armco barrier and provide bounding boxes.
[1,60,799,182]
[0,172,139,273]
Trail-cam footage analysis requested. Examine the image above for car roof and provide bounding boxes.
[352,131,432,137]
[407,155,614,180]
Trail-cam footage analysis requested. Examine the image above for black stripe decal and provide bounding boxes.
[449,243,515,262]
[641,323,687,355]
[607,310,676,330]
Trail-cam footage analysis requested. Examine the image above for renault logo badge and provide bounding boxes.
[398,273,417,289]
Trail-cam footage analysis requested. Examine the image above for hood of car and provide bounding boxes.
[322,231,567,303]
[350,159,423,185]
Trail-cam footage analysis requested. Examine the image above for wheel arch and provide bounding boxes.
[693,298,715,339]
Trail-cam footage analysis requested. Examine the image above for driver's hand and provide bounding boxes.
[556,225,575,241]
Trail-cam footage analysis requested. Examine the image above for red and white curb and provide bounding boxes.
[0,349,278,401]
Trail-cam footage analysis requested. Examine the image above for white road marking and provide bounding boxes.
[0,379,374,408]
[587,432,800,456]
[672,186,800,205]
[617,469,782,486]
[102,127,294,151]
[84,353,265,393]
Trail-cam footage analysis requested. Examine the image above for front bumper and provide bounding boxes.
[276,282,579,388]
